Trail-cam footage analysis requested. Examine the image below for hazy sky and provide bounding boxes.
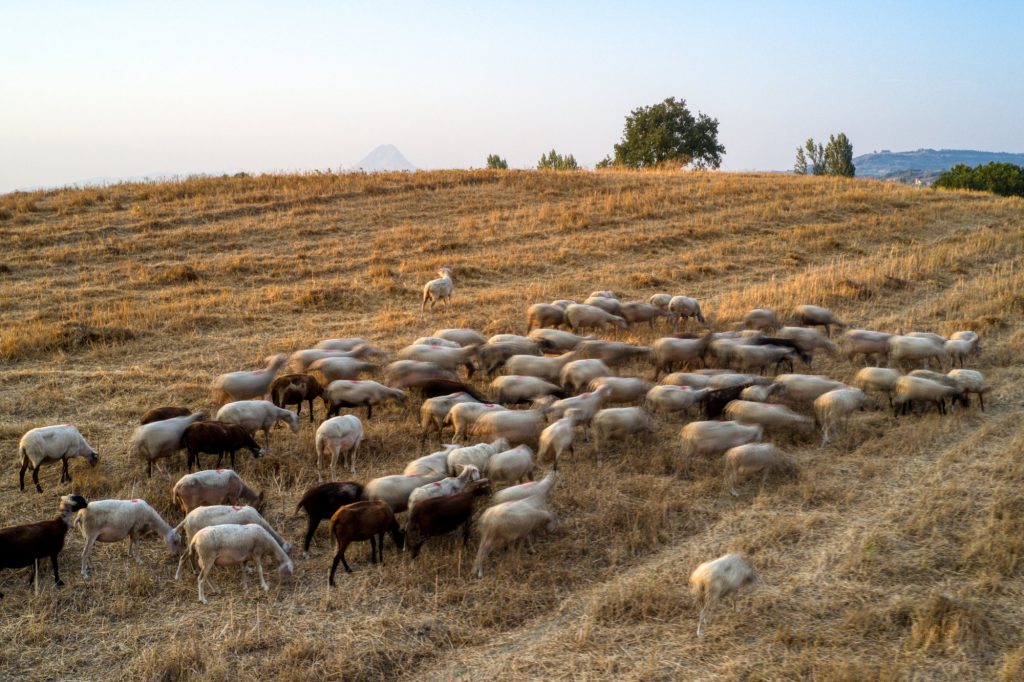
[2,1,1022,192]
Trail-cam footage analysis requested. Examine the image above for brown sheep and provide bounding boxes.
[295,481,365,559]
[406,479,491,558]
[140,406,191,425]
[270,373,323,423]
[328,501,404,583]
[182,421,262,471]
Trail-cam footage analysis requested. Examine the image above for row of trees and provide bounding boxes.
[933,162,1024,197]
[794,134,855,176]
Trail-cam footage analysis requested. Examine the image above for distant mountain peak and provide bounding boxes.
[351,145,416,172]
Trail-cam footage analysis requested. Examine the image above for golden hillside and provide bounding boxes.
[1,170,1022,680]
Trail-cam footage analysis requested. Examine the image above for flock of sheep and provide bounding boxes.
[0,268,992,635]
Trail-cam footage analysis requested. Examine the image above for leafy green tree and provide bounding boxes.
[537,149,579,170]
[611,97,725,169]
[486,154,508,169]
[824,133,855,177]
[934,162,1024,197]
[794,146,809,175]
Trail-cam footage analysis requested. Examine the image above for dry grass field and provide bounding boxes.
[1,169,1023,681]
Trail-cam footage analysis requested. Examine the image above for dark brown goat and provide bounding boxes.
[406,479,491,559]
[0,494,88,597]
[752,337,812,368]
[328,501,403,584]
[478,342,540,377]
[703,385,755,420]
[140,406,191,425]
[182,421,262,471]
[418,379,487,402]
[295,481,365,558]
[270,373,323,423]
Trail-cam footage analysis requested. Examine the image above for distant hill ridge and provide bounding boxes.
[854,148,1024,183]
[351,144,416,172]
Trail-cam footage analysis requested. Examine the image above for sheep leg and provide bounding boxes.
[365,403,373,420]
[328,546,349,586]
[175,551,189,580]
[302,519,319,560]
[132,534,144,565]
[256,558,268,591]
[307,399,316,423]
[239,563,247,589]
[32,466,42,494]
[147,459,153,479]
[979,393,985,412]
[50,554,63,587]
[472,540,492,578]
[350,441,359,474]
[369,536,378,564]
[81,533,98,578]
[60,457,70,483]
[197,568,210,604]
[377,532,386,566]
[19,460,28,491]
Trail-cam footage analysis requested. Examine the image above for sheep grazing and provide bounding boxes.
[472,494,557,578]
[887,335,948,371]
[565,304,628,333]
[363,473,446,514]
[742,308,781,332]
[652,334,713,378]
[447,439,512,476]
[947,369,991,411]
[589,290,616,299]
[852,367,901,407]
[727,344,797,375]
[583,295,623,316]
[645,385,709,419]
[689,553,757,637]
[212,353,287,405]
[505,352,578,384]
[487,445,536,485]
[478,340,542,377]
[406,479,492,558]
[269,373,323,423]
[190,524,294,604]
[315,415,364,480]
[723,400,813,434]
[944,335,981,368]
[723,444,796,496]
[215,400,300,454]
[172,469,263,515]
[893,375,967,417]
[418,378,487,401]
[329,501,403,582]
[621,301,671,328]
[490,375,565,405]
[560,359,612,394]
[407,466,482,514]
[840,329,893,365]
[289,347,377,374]
[572,340,650,367]
[18,424,99,493]
[295,481,364,559]
[527,303,567,330]
[544,385,612,425]
[489,334,536,345]
[414,336,461,348]
[491,470,557,505]
[649,293,673,310]
[813,388,878,447]
[140,406,191,425]
[323,380,406,419]
[707,373,773,390]
[444,402,508,442]
[773,374,847,405]
[129,412,205,479]
[661,372,714,389]
[588,376,653,405]
[435,328,488,347]
[681,421,763,459]
[404,446,459,477]
[749,336,813,367]
[422,266,454,311]
[182,420,261,471]
[792,304,846,337]
[308,357,377,383]
[384,360,459,389]
[528,328,593,353]
[175,505,292,579]
[77,499,181,579]
[777,326,838,356]
[420,392,480,444]
[739,383,784,402]
[471,410,549,449]
[398,343,479,379]
[537,410,582,464]
[591,407,653,457]
[315,337,369,352]
[669,295,708,331]
[0,494,89,597]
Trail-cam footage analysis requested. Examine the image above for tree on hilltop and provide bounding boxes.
[794,133,854,177]
[537,149,579,170]
[486,154,508,169]
[610,97,725,169]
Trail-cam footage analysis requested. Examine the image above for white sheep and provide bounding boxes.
[773,374,847,405]
[620,301,672,328]
[77,499,181,578]
[792,304,846,337]
[851,367,901,406]
[322,379,406,419]
[472,494,558,578]
[893,375,965,416]
[644,385,709,419]
[840,329,893,365]
[404,445,460,477]
[648,293,672,310]
[419,392,479,445]
[707,373,773,390]
[215,400,300,453]
[488,334,536,345]
[315,337,368,351]
[551,299,576,310]
[680,421,763,458]
[505,352,578,384]
[887,335,948,371]
[586,377,653,405]
[543,385,612,427]
[443,401,508,442]
[661,372,714,389]
[813,388,878,447]
[422,266,454,310]
[363,472,446,514]
[722,443,796,496]
[651,335,713,378]
[212,354,287,405]
[727,344,797,375]
[172,468,263,514]
[308,356,378,382]
[129,412,206,478]
[591,407,652,458]
[471,410,549,448]
[315,415,364,479]
[589,290,616,299]
[486,445,536,485]
[582,295,622,316]
[528,328,594,353]
[947,369,991,411]
[741,308,780,332]
[723,400,813,433]
[189,524,294,604]
[537,409,583,464]
[527,303,567,330]
[18,424,99,493]
[435,328,487,346]
[564,304,628,333]
[397,343,478,376]
[407,465,482,514]
[490,375,564,405]
[944,336,981,368]
[412,336,462,348]
[777,326,838,355]
[173,504,291,580]
[491,470,557,506]
[739,383,784,402]
[689,553,757,637]
[669,295,707,331]
[447,438,512,475]
[559,358,613,393]
[384,360,459,388]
